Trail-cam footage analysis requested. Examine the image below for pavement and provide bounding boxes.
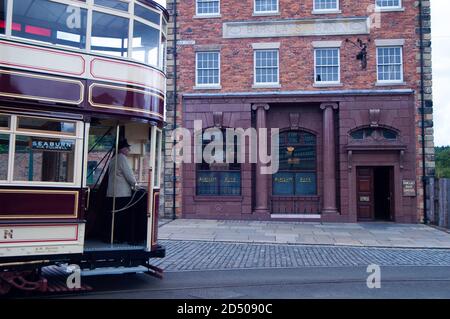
[158,219,450,249]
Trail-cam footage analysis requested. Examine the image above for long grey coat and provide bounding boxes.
[107,153,137,198]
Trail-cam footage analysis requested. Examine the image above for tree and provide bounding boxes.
[435,146,450,178]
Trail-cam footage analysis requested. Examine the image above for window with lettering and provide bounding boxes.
[272,131,317,196]
[0,115,80,185]
[196,129,241,196]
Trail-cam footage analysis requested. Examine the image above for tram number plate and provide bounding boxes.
[3,229,13,240]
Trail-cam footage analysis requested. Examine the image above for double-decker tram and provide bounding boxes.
[0,0,168,294]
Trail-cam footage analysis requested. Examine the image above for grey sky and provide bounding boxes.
[432,0,450,146]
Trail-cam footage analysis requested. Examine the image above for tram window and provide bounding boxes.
[91,11,129,57]
[153,129,161,187]
[12,0,87,49]
[17,117,76,135]
[0,114,9,128]
[87,124,116,187]
[0,0,6,34]
[94,0,129,12]
[134,2,160,25]
[13,136,75,183]
[132,20,159,66]
[0,134,9,180]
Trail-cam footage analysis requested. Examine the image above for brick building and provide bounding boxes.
[162,0,434,223]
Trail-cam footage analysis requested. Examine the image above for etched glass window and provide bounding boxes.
[0,134,9,180]
[273,131,317,196]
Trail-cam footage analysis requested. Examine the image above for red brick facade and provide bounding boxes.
[163,0,434,223]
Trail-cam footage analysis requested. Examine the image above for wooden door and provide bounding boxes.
[389,167,395,221]
[357,167,374,220]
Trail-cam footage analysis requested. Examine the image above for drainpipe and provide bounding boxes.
[172,0,178,220]
[419,0,428,224]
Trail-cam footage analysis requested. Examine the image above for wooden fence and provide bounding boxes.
[426,178,450,228]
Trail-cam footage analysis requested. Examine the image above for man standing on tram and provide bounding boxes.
[106,139,138,244]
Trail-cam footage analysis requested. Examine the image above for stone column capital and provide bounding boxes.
[320,103,339,111]
[252,103,270,111]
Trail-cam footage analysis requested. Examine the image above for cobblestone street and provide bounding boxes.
[151,240,450,272]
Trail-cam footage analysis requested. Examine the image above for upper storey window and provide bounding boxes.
[314,48,340,84]
[376,0,401,9]
[254,0,278,14]
[11,0,88,49]
[0,0,6,34]
[314,0,339,12]
[91,11,129,57]
[196,0,220,16]
[254,49,279,85]
[94,0,129,12]
[377,46,403,83]
[196,51,220,86]
[3,0,167,71]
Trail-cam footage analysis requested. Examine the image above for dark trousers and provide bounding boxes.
[104,197,133,243]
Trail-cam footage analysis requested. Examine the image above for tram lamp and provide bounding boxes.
[345,38,371,70]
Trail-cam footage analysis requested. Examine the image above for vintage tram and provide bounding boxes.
[0,0,167,294]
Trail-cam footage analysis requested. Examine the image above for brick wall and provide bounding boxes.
[164,0,434,221]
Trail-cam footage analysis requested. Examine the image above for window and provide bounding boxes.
[196,51,220,86]
[273,131,317,196]
[91,11,129,57]
[196,129,241,196]
[315,48,340,83]
[132,20,159,66]
[13,136,75,183]
[153,129,162,188]
[196,0,220,15]
[255,0,278,13]
[314,0,338,11]
[17,117,76,135]
[376,0,401,9]
[377,47,403,82]
[254,49,279,84]
[94,0,129,12]
[12,0,88,49]
[0,134,9,180]
[135,2,161,25]
[0,115,81,185]
[350,128,398,140]
[0,0,6,34]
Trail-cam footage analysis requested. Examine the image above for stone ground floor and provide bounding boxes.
[166,90,424,224]
[158,219,450,248]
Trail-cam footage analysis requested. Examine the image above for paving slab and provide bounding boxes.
[158,219,450,248]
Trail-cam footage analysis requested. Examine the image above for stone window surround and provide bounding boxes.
[375,0,404,12]
[253,0,279,16]
[194,50,221,90]
[313,42,341,87]
[194,0,221,18]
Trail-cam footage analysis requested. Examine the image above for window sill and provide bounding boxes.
[375,7,405,12]
[194,196,243,202]
[311,9,342,15]
[375,81,406,86]
[252,83,281,89]
[252,12,280,17]
[193,85,222,90]
[193,14,222,19]
[313,83,343,88]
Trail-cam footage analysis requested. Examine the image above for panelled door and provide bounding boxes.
[356,167,374,220]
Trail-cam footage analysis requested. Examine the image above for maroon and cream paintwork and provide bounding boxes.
[0,39,166,122]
